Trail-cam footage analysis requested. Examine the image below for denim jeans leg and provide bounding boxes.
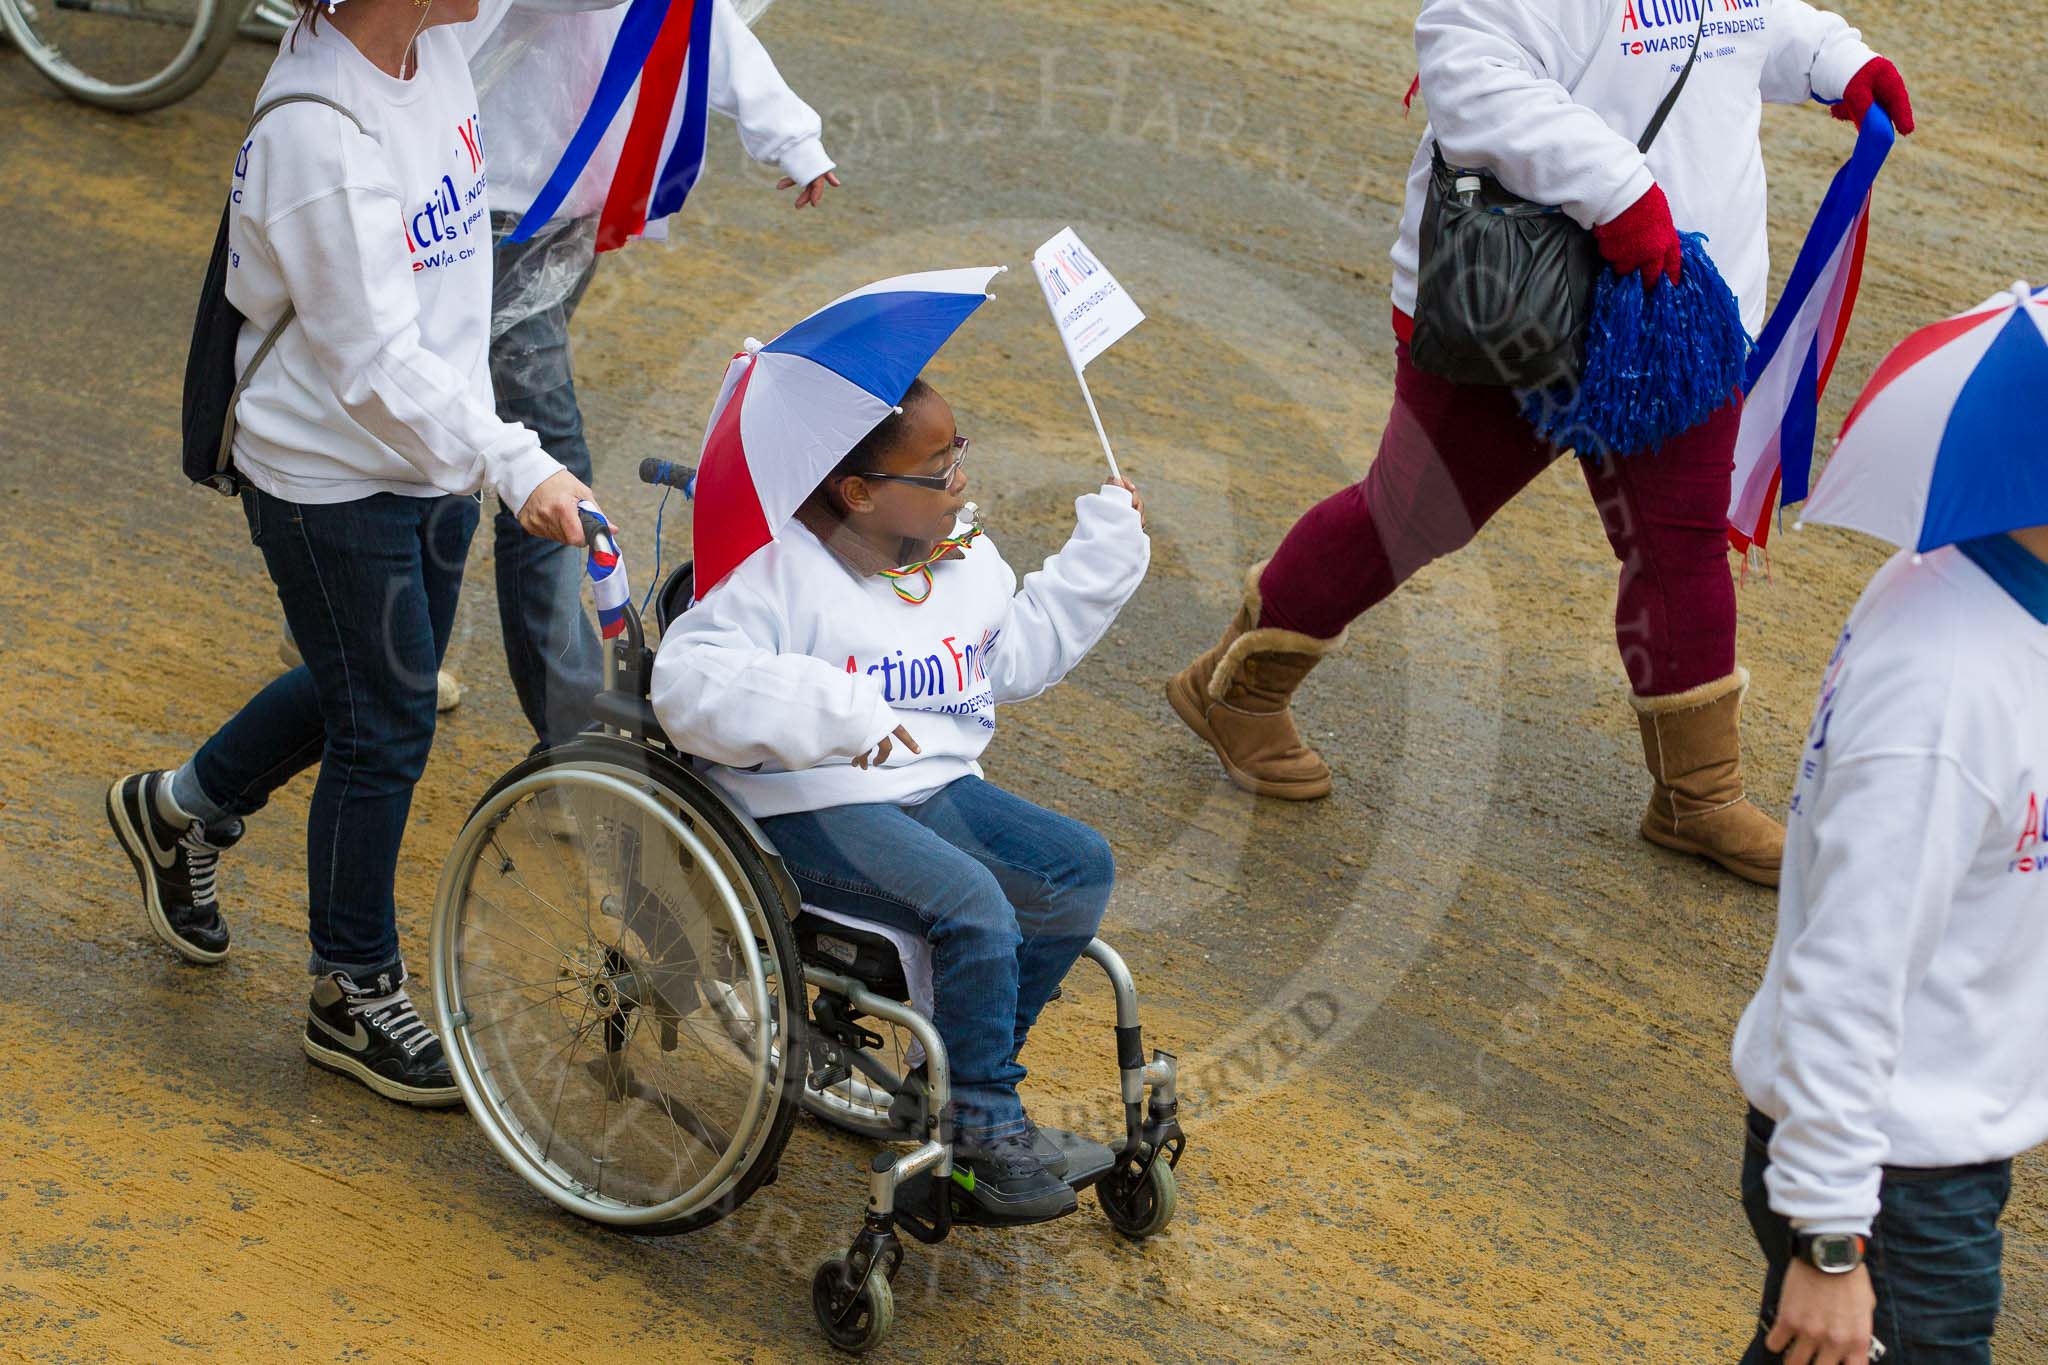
[490,222,603,750]
[1740,1109,1795,1364]
[903,777,1114,1061]
[1872,1163,2010,1362]
[1740,1107,2011,1364]
[272,494,470,981]
[756,799,1027,1137]
[186,489,330,821]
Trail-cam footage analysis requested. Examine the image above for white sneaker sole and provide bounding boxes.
[106,777,228,966]
[302,1035,465,1108]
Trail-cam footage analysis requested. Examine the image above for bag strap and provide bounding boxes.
[216,94,369,484]
[1637,8,1709,154]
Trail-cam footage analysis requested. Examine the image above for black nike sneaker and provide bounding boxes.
[952,1128,1077,1224]
[107,770,242,964]
[1021,1117,1074,1178]
[303,969,463,1108]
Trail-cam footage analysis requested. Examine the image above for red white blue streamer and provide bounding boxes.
[1728,107,1896,556]
[581,500,633,640]
[505,0,714,252]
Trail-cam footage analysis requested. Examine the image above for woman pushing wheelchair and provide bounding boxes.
[650,272,1150,1221]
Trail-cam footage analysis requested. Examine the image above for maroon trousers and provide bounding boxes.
[1258,340,1740,698]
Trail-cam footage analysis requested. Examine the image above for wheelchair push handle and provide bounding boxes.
[577,506,617,556]
[638,459,697,498]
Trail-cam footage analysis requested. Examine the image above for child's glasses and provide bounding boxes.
[859,436,969,490]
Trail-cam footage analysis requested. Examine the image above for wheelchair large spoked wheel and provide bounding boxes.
[432,738,804,1234]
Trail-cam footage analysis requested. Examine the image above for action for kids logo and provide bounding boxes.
[844,628,1001,731]
[1617,0,1767,57]
[405,114,491,274]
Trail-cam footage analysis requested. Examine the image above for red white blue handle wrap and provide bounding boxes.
[581,500,633,641]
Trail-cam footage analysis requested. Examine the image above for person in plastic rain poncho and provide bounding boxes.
[470,0,839,752]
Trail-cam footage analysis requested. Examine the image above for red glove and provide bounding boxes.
[1834,57,1915,135]
[1594,184,1683,287]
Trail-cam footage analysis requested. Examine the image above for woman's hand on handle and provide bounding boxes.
[853,725,920,771]
[518,468,595,546]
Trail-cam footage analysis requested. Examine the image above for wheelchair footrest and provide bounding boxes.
[896,1135,1119,1231]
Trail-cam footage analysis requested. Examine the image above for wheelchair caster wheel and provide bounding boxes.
[811,1251,894,1353]
[1098,1154,1177,1240]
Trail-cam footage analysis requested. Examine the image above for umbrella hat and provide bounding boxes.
[691,267,1003,596]
[1801,281,2048,552]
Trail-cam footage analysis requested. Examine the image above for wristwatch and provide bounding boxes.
[1794,1231,1868,1274]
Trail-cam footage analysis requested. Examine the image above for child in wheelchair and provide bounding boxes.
[650,377,1149,1221]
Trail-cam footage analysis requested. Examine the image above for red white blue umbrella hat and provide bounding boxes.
[690,266,1003,596]
[1800,280,2048,552]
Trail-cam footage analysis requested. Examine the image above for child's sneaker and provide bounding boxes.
[952,1128,1077,1223]
[106,770,242,964]
[303,969,463,1108]
[1021,1117,1074,1178]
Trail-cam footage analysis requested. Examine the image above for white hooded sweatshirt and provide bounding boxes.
[471,0,834,229]
[650,487,1149,818]
[1394,0,1879,334]
[226,0,618,509]
[1733,544,2048,1235]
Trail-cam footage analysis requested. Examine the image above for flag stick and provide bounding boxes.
[1071,365,1122,483]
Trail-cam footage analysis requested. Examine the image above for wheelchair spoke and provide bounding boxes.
[623,1008,695,1189]
[487,829,601,944]
[540,995,601,1169]
[490,860,591,955]
[511,794,602,941]
[456,950,567,989]
[455,977,580,1004]
[463,982,586,1036]
[460,898,581,970]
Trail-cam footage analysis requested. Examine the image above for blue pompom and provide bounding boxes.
[1522,232,1751,458]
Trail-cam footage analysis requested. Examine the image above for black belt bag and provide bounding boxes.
[1408,10,1705,390]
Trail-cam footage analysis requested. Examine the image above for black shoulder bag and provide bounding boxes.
[1408,10,1707,390]
[181,93,366,495]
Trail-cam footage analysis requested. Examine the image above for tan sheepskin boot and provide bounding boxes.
[1631,667,1785,886]
[1166,561,1346,800]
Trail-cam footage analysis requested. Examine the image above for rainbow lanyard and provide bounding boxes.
[878,525,984,605]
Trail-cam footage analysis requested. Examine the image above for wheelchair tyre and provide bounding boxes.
[810,1251,893,1354]
[1098,1153,1177,1240]
[432,737,804,1235]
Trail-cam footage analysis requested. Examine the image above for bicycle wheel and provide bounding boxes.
[0,0,240,110]
[433,739,804,1235]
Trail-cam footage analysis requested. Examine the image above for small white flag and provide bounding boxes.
[1032,227,1144,371]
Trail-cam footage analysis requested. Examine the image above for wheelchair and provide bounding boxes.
[429,484,1186,1353]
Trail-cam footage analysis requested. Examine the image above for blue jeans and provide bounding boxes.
[185,488,477,981]
[489,217,603,750]
[757,777,1115,1138]
[1741,1108,2011,1363]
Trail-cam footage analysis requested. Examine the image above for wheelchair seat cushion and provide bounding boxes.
[793,904,934,1020]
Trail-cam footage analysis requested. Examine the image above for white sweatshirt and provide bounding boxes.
[472,0,834,228]
[1733,546,2048,1235]
[225,3,611,509]
[650,487,1150,818]
[1393,0,1879,334]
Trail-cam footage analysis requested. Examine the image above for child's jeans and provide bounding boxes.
[1741,1107,2011,1363]
[757,776,1114,1139]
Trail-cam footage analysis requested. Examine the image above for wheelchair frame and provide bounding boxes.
[431,505,1185,1353]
